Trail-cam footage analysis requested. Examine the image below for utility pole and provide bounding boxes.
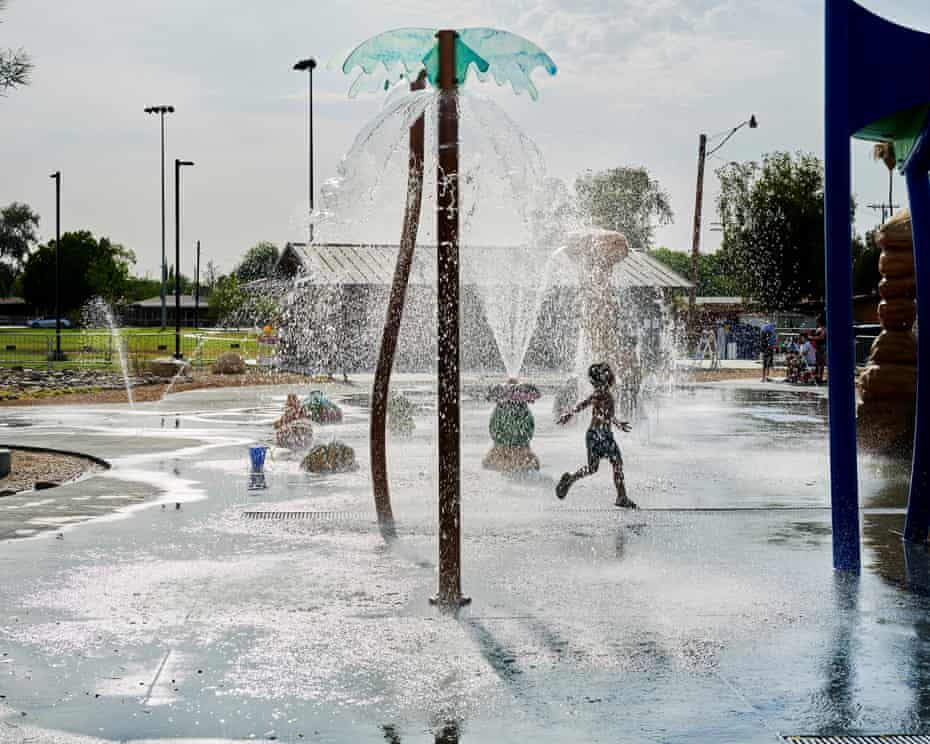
[688,115,758,339]
[144,106,175,329]
[293,58,317,244]
[50,171,62,361]
[194,240,201,330]
[688,133,707,338]
[174,159,194,359]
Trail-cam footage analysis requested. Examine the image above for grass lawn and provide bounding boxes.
[0,327,262,369]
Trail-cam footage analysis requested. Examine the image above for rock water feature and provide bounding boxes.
[273,394,314,450]
[858,208,918,453]
[387,391,416,436]
[482,381,541,472]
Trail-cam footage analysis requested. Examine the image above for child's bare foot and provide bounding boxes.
[556,473,572,500]
[615,496,638,509]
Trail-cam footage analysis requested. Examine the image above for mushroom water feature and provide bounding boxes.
[340,28,556,608]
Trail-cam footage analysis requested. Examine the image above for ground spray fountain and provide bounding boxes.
[82,297,134,406]
[338,28,557,608]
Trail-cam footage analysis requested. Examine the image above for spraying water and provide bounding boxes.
[160,334,205,400]
[82,297,134,406]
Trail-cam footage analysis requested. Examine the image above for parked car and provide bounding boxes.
[28,318,72,329]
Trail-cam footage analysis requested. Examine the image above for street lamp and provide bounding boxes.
[174,159,194,359]
[688,114,758,335]
[144,105,175,330]
[49,171,62,361]
[293,57,316,243]
[194,239,201,330]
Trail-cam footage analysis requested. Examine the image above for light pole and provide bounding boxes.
[144,105,175,330]
[49,170,62,361]
[293,57,316,244]
[194,239,200,330]
[688,114,758,335]
[175,159,194,359]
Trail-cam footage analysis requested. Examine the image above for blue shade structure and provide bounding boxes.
[342,27,557,99]
[825,0,930,570]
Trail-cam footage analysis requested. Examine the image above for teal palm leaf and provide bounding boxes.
[342,27,556,100]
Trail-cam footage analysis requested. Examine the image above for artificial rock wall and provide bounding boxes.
[857,209,918,453]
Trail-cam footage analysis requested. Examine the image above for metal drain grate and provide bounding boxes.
[241,510,372,522]
[784,737,930,743]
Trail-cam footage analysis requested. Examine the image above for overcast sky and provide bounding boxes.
[2,0,929,278]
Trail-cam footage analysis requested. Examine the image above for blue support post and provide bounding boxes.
[904,168,930,542]
[825,0,861,571]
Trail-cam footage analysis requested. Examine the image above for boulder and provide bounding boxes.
[301,390,343,424]
[146,358,188,378]
[301,441,358,473]
[212,352,246,375]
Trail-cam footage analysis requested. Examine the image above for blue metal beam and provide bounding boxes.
[825,0,861,571]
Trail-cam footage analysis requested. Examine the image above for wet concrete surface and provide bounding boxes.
[0,376,924,743]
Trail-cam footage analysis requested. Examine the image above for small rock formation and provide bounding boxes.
[858,209,918,453]
[483,381,541,473]
[387,392,416,436]
[300,390,343,424]
[212,351,246,375]
[273,394,314,450]
[301,441,358,473]
[146,358,188,378]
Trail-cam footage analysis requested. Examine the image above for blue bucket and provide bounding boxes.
[249,445,268,472]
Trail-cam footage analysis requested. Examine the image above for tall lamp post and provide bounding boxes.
[144,105,175,330]
[49,171,62,361]
[174,159,194,359]
[293,58,316,244]
[688,114,758,336]
[194,239,201,330]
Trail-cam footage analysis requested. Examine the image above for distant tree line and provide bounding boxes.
[0,198,284,326]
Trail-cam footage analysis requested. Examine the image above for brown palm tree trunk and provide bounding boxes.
[370,73,426,540]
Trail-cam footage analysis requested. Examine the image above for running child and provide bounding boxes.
[555,362,637,508]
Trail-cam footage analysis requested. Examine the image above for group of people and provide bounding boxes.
[760,314,828,385]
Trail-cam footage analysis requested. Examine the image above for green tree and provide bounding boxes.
[208,274,245,322]
[0,202,39,268]
[208,273,277,327]
[852,229,881,297]
[0,1,31,93]
[648,247,744,297]
[234,241,279,282]
[123,276,163,303]
[0,262,17,296]
[20,231,135,312]
[575,167,673,252]
[716,152,826,310]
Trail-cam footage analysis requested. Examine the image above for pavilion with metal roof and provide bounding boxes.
[276,242,693,290]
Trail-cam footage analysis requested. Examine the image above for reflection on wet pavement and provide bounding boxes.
[0,380,925,742]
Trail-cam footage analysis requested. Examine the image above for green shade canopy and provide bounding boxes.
[854,103,930,170]
[342,27,557,99]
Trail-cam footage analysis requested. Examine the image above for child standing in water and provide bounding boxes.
[556,362,637,508]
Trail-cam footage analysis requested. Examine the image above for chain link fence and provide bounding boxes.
[0,332,259,371]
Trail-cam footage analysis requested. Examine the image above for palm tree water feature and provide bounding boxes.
[339,27,557,609]
[369,72,427,542]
